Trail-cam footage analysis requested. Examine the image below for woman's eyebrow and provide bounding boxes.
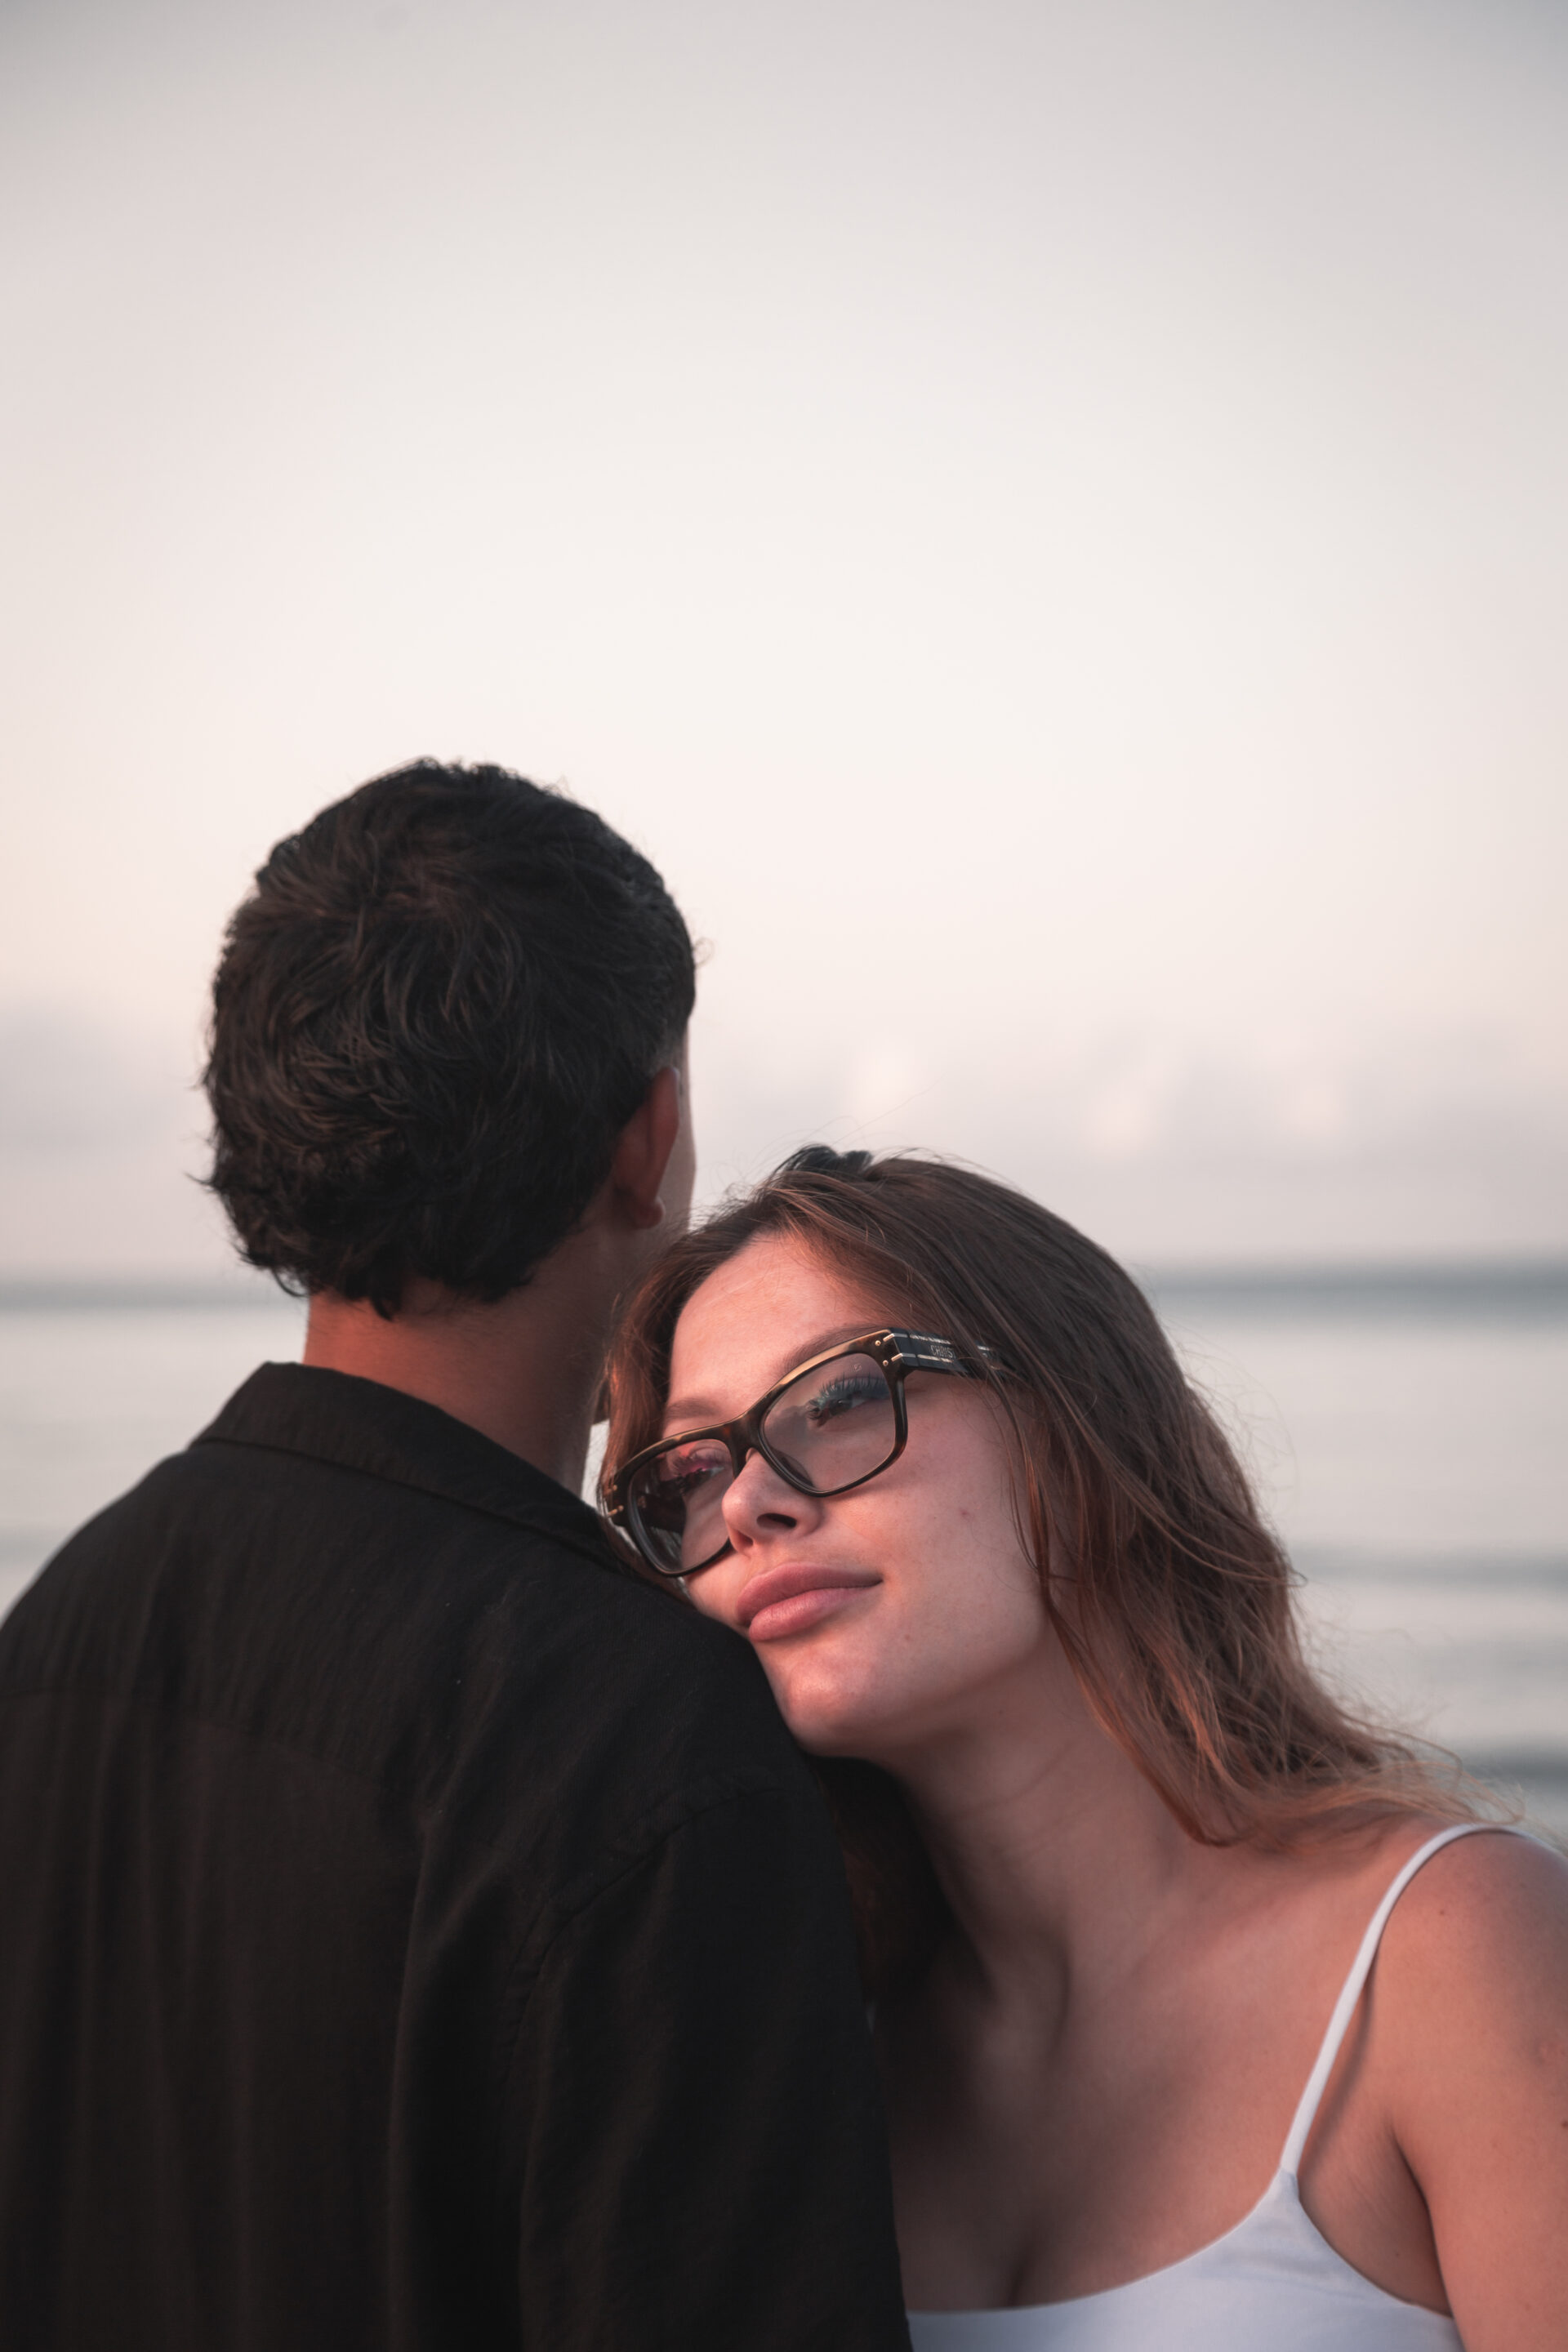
[662,1322,884,1428]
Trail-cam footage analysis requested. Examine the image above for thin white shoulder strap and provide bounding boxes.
[1278,1821,1517,2178]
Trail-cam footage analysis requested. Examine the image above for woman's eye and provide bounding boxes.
[804,1375,884,1424]
[657,1446,728,1495]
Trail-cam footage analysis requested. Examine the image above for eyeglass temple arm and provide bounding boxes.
[892,1332,1000,1374]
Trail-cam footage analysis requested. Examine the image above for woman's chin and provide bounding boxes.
[764,1663,902,1759]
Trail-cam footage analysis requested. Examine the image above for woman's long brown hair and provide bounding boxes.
[602,1152,1487,1995]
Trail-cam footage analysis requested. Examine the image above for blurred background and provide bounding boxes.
[2,0,1565,1826]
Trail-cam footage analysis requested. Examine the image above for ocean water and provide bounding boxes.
[1154,1270,1568,1841]
[2,1274,1565,1838]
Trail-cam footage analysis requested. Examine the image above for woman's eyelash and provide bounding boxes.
[807,1375,884,1411]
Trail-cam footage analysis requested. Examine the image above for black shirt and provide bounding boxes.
[0,1364,910,2350]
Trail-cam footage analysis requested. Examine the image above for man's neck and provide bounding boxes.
[301,1233,620,1494]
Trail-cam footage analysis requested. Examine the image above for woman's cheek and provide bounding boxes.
[687,1573,742,1629]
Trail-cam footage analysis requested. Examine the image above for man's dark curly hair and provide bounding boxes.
[203,760,695,1315]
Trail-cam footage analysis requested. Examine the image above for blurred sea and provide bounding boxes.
[2,1267,1566,1840]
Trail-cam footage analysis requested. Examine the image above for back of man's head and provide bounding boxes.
[204,760,695,1317]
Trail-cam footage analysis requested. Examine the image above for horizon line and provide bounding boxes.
[2,1255,1567,1316]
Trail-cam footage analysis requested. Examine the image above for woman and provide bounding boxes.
[601,1149,1568,2350]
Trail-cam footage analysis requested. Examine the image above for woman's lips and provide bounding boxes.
[737,1564,880,1643]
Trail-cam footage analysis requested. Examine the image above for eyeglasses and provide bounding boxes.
[604,1328,996,1579]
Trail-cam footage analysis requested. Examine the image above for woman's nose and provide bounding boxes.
[721,1447,820,1547]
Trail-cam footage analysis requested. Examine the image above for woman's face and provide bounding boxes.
[662,1232,1055,1761]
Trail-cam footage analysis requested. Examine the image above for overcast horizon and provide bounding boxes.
[4,0,1566,1278]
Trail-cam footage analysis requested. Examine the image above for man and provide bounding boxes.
[0,762,909,2350]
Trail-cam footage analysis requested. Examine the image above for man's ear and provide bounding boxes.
[608,1065,684,1231]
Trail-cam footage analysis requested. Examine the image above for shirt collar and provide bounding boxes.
[195,1361,626,1573]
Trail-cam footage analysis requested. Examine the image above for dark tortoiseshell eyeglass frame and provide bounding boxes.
[603,1327,998,1578]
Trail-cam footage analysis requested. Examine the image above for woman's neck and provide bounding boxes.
[884,1655,1230,2018]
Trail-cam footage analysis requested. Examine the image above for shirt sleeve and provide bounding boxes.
[505,1775,911,2352]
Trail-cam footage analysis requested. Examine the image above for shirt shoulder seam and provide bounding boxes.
[187,1431,626,1574]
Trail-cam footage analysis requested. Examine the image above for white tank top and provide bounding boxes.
[909,1823,1520,2352]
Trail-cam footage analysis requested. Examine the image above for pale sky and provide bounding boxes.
[2,0,1565,1272]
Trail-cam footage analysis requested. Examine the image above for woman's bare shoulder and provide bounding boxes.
[1372,1821,1568,2125]
[1382,1820,1568,1971]
[1370,1826,1568,2350]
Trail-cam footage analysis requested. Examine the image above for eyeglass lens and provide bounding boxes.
[630,1351,900,1574]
